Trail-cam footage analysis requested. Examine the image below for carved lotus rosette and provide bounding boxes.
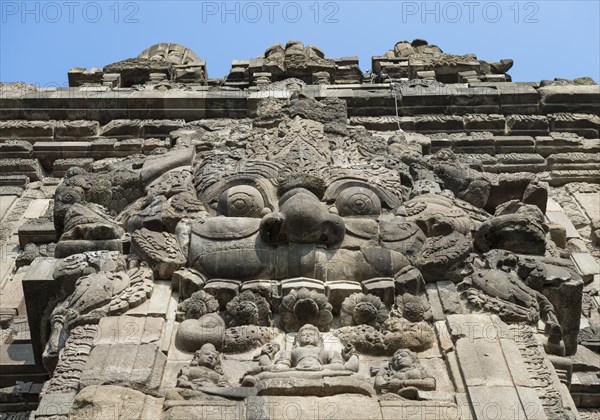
[225,290,272,327]
[391,293,431,323]
[177,290,220,321]
[279,288,333,332]
[340,293,389,328]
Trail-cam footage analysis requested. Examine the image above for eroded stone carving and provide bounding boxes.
[279,288,333,332]
[475,202,548,255]
[15,41,596,419]
[130,228,186,280]
[340,293,389,328]
[225,290,273,327]
[43,267,153,372]
[225,41,361,86]
[374,38,513,83]
[240,324,370,396]
[458,268,564,354]
[176,290,219,321]
[176,343,229,390]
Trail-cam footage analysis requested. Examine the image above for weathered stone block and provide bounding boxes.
[35,392,75,417]
[538,85,600,114]
[494,135,535,154]
[571,253,600,284]
[280,277,325,296]
[114,138,144,152]
[451,87,500,114]
[546,210,580,239]
[463,113,505,133]
[203,279,242,310]
[491,153,547,173]
[548,222,567,248]
[0,120,54,139]
[414,115,463,132]
[0,140,33,158]
[18,218,56,247]
[55,239,123,258]
[325,280,363,315]
[165,400,245,420]
[54,120,99,139]
[53,158,94,177]
[361,278,395,306]
[99,119,142,138]
[436,281,464,316]
[142,137,171,153]
[451,135,497,155]
[247,395,381,420]
[547,152,600,171]
[147,280,172,318]
[69,385,161,420]
[141,119,185,138]
[506,114,549,136]
[426,283,445,321]
[380,400,458,420]
[22,257,60,368]
[544,169,600,186]
[548,113,600,138]
[81,344,166,390]
[491,83,539,114]
[0,158,43,181]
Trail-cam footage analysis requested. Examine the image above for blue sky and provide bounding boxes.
[1,1,599,86]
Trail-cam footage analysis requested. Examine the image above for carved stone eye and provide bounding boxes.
[335,187,381,217]
[217,185,265,217]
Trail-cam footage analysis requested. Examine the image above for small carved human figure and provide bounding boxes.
[273,324,357,371]
[255,342,281,371]
[177,343,229,389]
[374,349,435,399]
[241,342,282,380]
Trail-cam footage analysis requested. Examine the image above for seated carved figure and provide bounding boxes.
[241,324,360,391]
[177,343,229,389]
[374,349,435,399]
[165,343,233,404]
[274,324,353,371]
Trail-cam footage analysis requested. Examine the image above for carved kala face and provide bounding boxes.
[188,153,429,283]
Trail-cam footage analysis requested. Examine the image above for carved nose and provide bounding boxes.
[260,188,345,246]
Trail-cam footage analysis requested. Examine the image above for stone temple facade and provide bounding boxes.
[0,40,599,419]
